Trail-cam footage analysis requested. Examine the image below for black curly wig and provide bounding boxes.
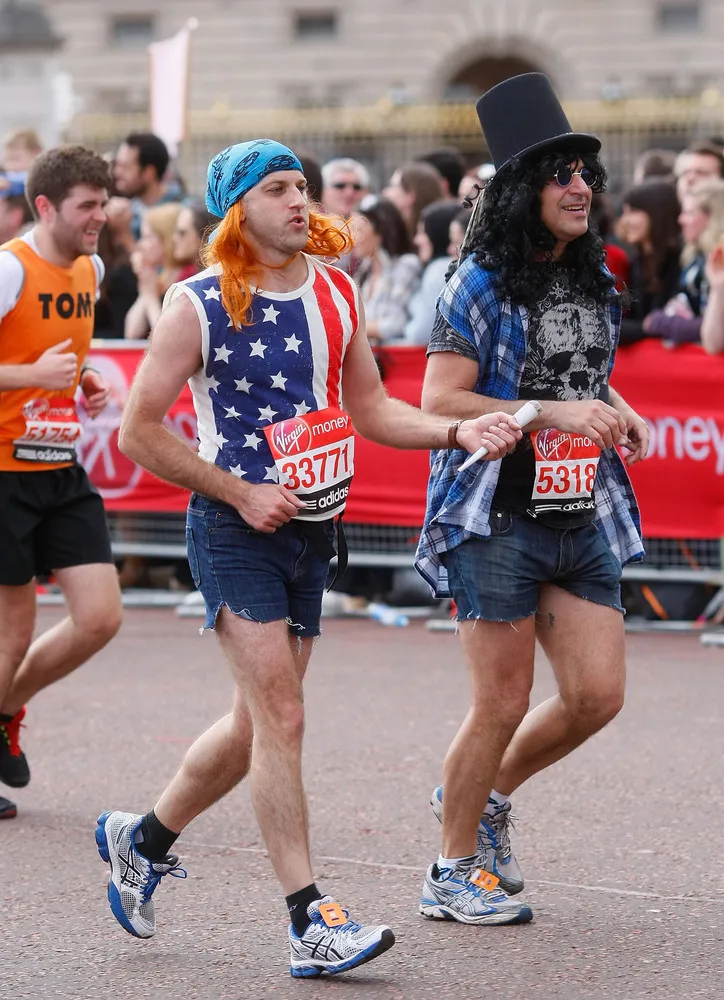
[468,147,616,307]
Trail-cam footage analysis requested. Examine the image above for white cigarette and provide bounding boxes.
[457,400,543,472]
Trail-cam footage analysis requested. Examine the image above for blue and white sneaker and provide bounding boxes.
[420,862,532,925]
[95,810,187,938]
[430,786,524,895]
[289,896,395,978]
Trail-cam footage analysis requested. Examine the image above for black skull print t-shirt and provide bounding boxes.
[492,267,613,528]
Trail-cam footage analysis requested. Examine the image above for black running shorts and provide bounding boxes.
[0,465,113,586]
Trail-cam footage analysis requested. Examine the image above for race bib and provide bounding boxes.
[529,428,600,517]
[264,406,354,521]
[13,397,81,464]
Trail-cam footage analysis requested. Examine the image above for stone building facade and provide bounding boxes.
[43,0,724,115]
[0,0,62,145]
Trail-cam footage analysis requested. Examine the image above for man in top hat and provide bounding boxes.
[416,73,648,925]
[93,138,523,975]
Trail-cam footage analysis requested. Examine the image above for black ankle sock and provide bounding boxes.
[134,810,180,862]
[286,883,323,935]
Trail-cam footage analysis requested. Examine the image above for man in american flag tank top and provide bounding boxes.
[93,139,523,977]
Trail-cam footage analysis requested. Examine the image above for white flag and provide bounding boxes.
[149,19,197,157]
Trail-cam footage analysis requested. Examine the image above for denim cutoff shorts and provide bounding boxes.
[186,493,334,636]
[441,510,625,623]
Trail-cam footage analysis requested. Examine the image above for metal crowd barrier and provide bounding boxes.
[106,511,724,581]
[100,513,724,635]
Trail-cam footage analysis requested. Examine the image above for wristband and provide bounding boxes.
[447,419,463,449]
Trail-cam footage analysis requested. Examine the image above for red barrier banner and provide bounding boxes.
[608,341,724,538]
[81,340,724,538]
[77,344,195,512]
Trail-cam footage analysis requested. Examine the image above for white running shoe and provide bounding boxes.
[95,810,187,938]
[420,862,532,925]
[430,786,524,895]
[483,802,524,895]
[289,896,395,978]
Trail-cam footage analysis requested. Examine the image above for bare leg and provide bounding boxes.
[0,582,36,709]
[441,618,536,859]
[214,612,314,894]
[1,564,122,715]
[155,632,313,833]
[494,585,626,796]
[155,612,313,895]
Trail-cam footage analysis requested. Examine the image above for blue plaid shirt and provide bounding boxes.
[415,257,644,598]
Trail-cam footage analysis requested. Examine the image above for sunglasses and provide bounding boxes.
[331,181,363,191]
[553,163,599,188]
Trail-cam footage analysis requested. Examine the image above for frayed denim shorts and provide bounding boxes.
[441,509,624,623]
[186,493,333,636]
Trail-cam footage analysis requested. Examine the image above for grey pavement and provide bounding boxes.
[2,610,724,999]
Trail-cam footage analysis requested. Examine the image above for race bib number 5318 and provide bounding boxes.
[264,406,354,521]
[530,428,600,517]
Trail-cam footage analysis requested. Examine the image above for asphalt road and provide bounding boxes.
[2,610,724,1000]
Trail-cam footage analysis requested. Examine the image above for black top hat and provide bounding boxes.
[476,73,601,172]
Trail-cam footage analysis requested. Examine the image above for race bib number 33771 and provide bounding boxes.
[264,406,354,521]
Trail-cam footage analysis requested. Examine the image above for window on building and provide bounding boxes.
[294,11,338,39]
[110,16,155,48]
[657,3,700,32]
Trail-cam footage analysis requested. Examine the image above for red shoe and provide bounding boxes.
[0,707,30,788]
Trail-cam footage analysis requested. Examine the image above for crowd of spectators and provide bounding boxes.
[2,128,724,355]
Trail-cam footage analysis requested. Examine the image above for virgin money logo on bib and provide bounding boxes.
[22,398,50,421]
[535,428,572,461]
[270,417,312,456]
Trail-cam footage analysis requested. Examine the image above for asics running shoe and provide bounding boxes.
[430,786,524,895]
[289,896,395,978]
[420,862,532,925]
[95,810,187,938]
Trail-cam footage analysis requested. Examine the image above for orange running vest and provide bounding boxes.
[0,237,97,472]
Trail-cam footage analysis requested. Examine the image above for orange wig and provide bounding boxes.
[200,202,353,329]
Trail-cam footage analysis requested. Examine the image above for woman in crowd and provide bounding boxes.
[172,200,216,281]
[589,193,630,292]
[700,248,724,354]
[383,161,444,238]
[124,202,183,339]
[679,179,724,312]
[617,180,681,344]
[351,196,421,344]
[94,196,138,338]
[402,199,461,345]
[643,178,724,344]
[697,197,724,354]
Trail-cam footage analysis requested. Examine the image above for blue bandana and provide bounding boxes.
[205,139,303,218]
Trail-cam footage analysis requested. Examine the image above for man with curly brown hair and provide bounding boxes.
[417,74,649,927]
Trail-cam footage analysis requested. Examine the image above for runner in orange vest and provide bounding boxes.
[0,146,122,819]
